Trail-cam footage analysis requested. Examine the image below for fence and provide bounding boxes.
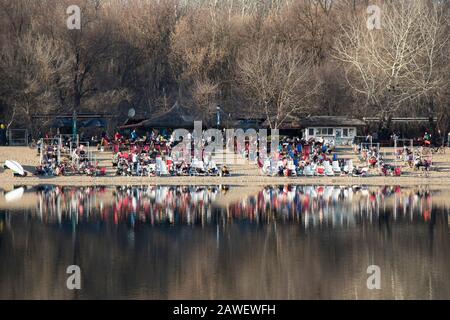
[69,141,96,167]
[39,137,62,165]
[7,129,28,146]
[38,135,94,167]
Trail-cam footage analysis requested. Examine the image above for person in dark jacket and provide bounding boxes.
[0,123,7,146]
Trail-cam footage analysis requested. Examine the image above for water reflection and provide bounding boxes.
[32,185,224,227]
[0,185,449,299]
[1,185,442,228]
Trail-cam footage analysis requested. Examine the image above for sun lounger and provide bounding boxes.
[324,162,334,176]
[353,167,369,177]
[147,163,156,176]
[156,157,169,176]
[332,160,342,175]
[190,158,206,176]
[343,160,353,175]
[304,165,314,176]
[286,160,297,177]
[310,163,317,175]
[316,164,325,176]
[263,159,278,176]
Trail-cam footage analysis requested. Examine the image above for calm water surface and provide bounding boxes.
[0,184,449,299]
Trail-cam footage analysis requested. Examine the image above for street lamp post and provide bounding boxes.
[72,110,77,142]
[216,105,221,129]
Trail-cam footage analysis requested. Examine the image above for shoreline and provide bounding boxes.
[1,174,449,188]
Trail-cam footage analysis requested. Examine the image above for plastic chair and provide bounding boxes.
[324,162,334,176]
[332,161,341,174]
[304,165,314,176]
[346,160,354,175]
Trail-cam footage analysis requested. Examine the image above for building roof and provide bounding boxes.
[52,118,107,128]
[119,102,199,129]
[299,116,366,127]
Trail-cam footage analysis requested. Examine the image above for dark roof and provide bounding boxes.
[122,118,146,126]
[299,116,366,127]
[119,102,199,129]
[52,118,107,128]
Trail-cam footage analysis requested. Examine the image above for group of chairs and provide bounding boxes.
[261,157,409,177]
[262,158,362,177]
[114,152,230,177]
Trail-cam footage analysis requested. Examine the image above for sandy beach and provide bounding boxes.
[1,145,449,189]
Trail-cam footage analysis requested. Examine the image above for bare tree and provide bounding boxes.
[192,78,219,124]
[0,29,72,132]
[334,0,448,127]
[237,41,319,129]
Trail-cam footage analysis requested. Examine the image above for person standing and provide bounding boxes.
[0,123,6,146]
[131,129,138,142]
[424,131,431,146]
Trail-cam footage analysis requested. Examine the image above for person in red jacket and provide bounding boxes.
[114,131,122,142]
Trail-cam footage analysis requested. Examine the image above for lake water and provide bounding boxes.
[0,185,449,299]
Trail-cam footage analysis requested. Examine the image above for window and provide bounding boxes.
[328,128,333,135]
[343,128,349,137]
[349,128,355,136]
[309,128,314,136]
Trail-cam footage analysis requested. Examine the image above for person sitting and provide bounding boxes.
[220,165,230,176]
[414,157,431,171]
[114,131,123,142]
[78,145,87,162]
[368,156,378,168]
[100,132,110,146]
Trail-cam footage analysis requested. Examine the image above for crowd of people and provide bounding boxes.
[255,130,440,178]
[110,129,230,177]
[34,136,106,176]
[25,127,443,178]
[258,137,367,177]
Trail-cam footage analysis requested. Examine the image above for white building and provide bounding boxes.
[300,116,366,145]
